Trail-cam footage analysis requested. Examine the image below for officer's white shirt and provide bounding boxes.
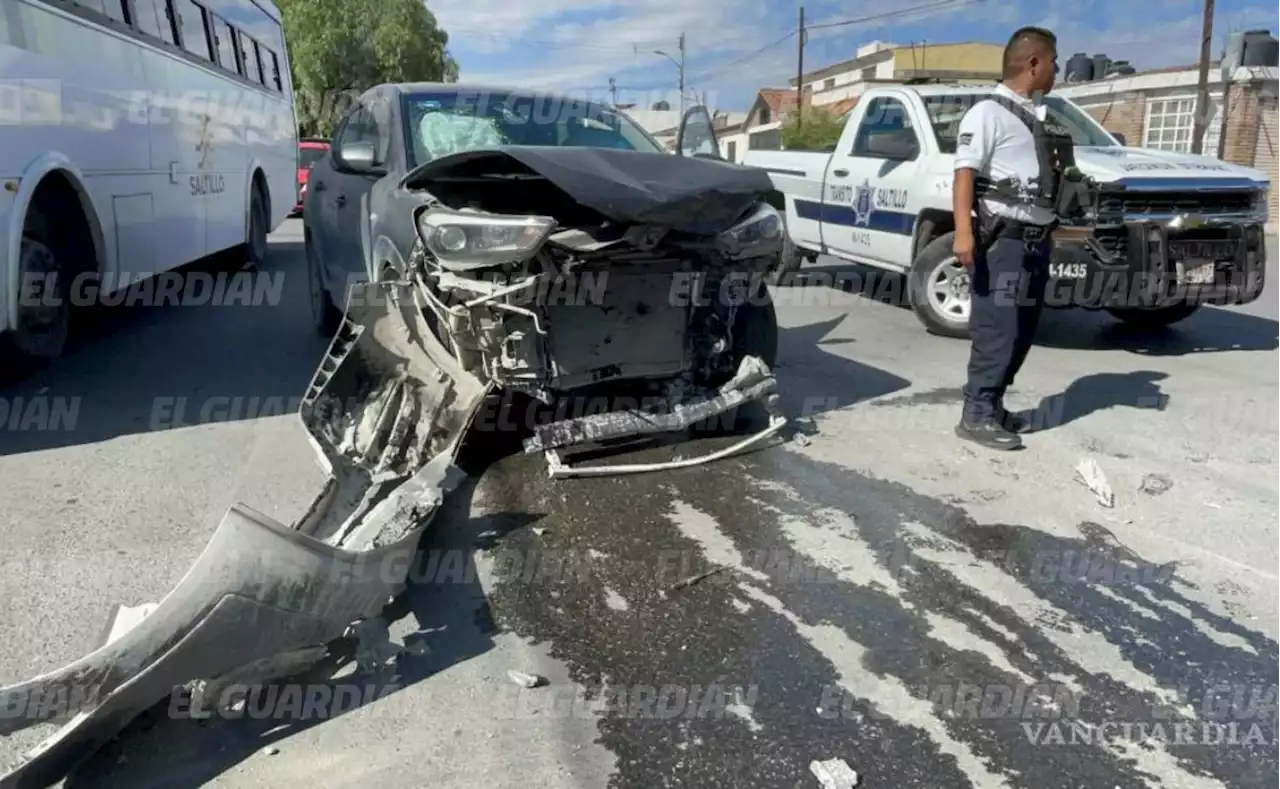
[954,84,1057,227]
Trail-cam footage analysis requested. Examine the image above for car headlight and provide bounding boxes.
[416,208,556,269]
[717,202,782,259]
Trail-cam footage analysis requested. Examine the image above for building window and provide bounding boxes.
[823,78,835,90]
[1144,95,1220,155]
[759,106,771,124]
[727,140,737,161]
[860,67,875,81]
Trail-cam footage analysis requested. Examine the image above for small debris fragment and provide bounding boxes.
[1074,458,1114,508]
[262,745,280,756]
[810,757,860,788]
[793,431,812,447]
[668,565,728,591]
[507,670,546,688]
[532,527,549,536]
[1204,501,1222,509]
[1138,473,1173,496]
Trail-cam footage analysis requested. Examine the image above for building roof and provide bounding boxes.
[789,40,1000,86]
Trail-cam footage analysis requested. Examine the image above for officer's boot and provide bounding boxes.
[956,399,1023,451]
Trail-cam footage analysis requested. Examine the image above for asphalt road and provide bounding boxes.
[0,219,1276,788]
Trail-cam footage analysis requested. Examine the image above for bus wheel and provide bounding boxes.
[2,211,72,372]
[246,180,269,269]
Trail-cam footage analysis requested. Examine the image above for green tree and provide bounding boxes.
[779,108,845,151]
[279,0,459,137]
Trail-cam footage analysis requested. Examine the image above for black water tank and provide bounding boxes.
[1065,52,1094,82]
[1092,54,1111,80]
[1241,30,1278,66]
[1108,60,1136,76]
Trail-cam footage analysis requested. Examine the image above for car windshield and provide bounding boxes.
[298,146,327,168]
[402,91,664,166]
[923,93,1119,152]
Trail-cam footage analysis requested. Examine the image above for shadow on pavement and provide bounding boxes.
[773,314,912,420]
[776,261,1279,356]
[0,240,325,457]
[1017,370,1170,433]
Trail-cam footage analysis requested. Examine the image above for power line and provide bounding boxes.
[806,0,981,32]
[688,30,798,82]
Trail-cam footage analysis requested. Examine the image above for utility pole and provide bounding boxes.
[678,33,686,115]
[608,77,617,107]
[796,6,805,125]
[1190,0,1214,154]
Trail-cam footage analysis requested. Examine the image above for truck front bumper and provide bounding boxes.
[1044,220,1267,310]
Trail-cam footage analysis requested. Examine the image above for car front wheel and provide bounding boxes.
[908,231,971,338]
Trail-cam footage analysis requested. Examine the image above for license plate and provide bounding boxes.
[1180,261,1216,284]
[1049,262,1087,279]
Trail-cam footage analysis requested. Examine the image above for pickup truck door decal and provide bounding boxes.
[793,179,914,234]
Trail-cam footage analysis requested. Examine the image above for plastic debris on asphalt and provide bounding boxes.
[1139,473,1173,496]
[810,757,860,787]
[1075,458,1115,508]
[508,670,547,688]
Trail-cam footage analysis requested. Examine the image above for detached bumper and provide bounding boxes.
[1044,221,1267,310]
[0,281,487,788]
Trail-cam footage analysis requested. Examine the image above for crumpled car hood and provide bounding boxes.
[401,146,777,236]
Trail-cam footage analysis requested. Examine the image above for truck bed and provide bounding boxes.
[741,150,828,205]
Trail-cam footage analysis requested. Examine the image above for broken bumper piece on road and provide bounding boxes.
[524,354,787,478]
[0,281,487,789]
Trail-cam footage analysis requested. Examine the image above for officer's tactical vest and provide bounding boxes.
[972,95,1081,218]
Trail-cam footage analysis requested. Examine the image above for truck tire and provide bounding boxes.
[908,231,971,339]
[245,177,270,269]
[1106,303,1200,330]
[767,235,804,286]
[2,217,71,372]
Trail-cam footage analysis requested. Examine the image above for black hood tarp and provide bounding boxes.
[401,146,776,236]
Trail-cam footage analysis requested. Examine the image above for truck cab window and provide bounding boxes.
[852,97,917,157]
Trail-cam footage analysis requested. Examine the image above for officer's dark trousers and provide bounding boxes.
[961,234,1052,423]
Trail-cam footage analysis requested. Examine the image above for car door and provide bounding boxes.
[676,105,720,159]
[305,111,355,301]
[331,94,393,279]
[824,95,926,268]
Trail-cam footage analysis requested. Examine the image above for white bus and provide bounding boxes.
[0,0,297,367]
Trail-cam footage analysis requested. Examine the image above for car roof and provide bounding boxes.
[370,82,618,105]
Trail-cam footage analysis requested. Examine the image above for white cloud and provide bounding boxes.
[436,0,1278,110]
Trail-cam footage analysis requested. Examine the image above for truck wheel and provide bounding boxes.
[766,236,804,286]
[1106,303,1200,330]
[908,231,971,338]
[2,223,71,372]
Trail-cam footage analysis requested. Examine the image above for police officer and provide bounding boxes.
[952,26,1060,450]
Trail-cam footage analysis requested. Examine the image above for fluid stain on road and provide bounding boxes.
[477,441,1279,789]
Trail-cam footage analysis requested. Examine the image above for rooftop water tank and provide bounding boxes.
[1241,30,1278,67]
[1091,54,1111,81]
[1065,52,1094,82]
[1108,60,1136,76]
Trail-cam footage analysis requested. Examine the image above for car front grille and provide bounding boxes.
[1097,189,1258,218]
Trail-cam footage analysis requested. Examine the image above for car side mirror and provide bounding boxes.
[1112,132,1127,146]
[337,140,378,172]
[863,133,918,161]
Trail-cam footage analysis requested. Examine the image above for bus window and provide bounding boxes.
[236,30,259,80]
[210,16,237,73]
[249,40,267,85]
[174,0,211,60]
[267,50,282,92]
[133,0,175,44]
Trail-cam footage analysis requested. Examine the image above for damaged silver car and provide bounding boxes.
[0,84,787,787]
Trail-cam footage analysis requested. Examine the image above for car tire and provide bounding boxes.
[1106,303,1200,330]
[306,232,341,337]
[766,235,804,286]
[732,282,779,369]
[1,212,72,373]
[908,231,971,339]
[246,180,270,269]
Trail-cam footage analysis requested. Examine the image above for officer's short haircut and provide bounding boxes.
[1002,26,1057,78]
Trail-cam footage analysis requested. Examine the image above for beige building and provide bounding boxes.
[1054,64,1278,224]
[790,40,1005,107]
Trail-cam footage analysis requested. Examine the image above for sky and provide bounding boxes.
[428,0,1277,112]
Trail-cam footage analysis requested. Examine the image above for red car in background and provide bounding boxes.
[293,138,330,215]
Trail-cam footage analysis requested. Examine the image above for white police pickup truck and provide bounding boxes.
[745,83,1270,337]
